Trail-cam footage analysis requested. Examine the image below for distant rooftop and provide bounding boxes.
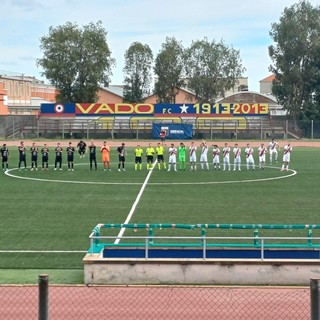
[216,91,277,103]
[101,85,124,97]
[0,69,25,77]
[260,74,275,82]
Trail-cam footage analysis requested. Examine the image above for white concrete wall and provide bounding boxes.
[83,254,320,285]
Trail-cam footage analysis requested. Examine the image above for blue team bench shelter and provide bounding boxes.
[102,247,320,260]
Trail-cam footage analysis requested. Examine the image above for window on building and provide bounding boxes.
[8,81,12,95]
[15,82,19,96]
[26,83,30,96]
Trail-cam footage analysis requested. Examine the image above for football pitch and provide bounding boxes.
[0,140,319,284]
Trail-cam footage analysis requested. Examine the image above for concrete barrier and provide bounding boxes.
[83,253,320,285]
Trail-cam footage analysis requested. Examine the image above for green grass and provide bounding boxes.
[0,142,319,283]
[0,269,83,284]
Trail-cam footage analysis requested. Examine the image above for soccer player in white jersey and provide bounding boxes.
[189,141,197,171]
[233,143,241,171]
[258,143,267,169]
[245,143,255,170]
[268,138,279,165]
[167,143,177,172]
[281,142,292,171]
[222,143,231,171]
[200,141,209,170]
[212,145,220,170]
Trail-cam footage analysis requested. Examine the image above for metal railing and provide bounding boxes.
[88,223,320,258]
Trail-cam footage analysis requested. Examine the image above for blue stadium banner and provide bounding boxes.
[40,102,269,117]
[154,103,269,116]
[40,103,75,116]
[152,123,193,140]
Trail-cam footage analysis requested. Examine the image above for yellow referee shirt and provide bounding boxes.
[156,146,164,156]
[146,147,155,156]
[135,148,143,157]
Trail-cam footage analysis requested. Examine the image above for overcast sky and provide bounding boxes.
[0,0,318,92]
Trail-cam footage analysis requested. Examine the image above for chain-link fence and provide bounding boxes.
[0,275,315,320]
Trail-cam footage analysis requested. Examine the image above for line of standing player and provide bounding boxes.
[0,139,292,172]
[0,140,90,172]
[134,139,292,172]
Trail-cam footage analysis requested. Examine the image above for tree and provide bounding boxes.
[154,37,185,103]
[123,42,153,103]
[37,21,115,103]
[184,38,245,103]
[269,0,320,121]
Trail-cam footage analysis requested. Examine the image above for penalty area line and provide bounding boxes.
[114,160,158,244]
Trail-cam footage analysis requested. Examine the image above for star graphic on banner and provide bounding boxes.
[180,104,188,113]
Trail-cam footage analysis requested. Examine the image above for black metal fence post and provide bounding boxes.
[310,279,320,320]
[38,274,49,320]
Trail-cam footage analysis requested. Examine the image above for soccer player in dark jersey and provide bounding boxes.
[1,143,9,171]
[77,140,87,158]
[18,141,27,171]
[30,142,39,171]
[54,142,63,171]
[88,140,97,171]
[66,142,75,171]
[41,144,49,170]
[117,143,126,172]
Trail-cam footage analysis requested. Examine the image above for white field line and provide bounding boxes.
[4,165,296,186]
[114,160,158,244]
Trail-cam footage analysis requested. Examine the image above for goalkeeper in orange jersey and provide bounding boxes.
[101,141,111,171]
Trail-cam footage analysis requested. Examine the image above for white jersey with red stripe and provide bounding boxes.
[284,144,292,154]
[212,147,220,163]
[201,145,208,156]
[189,146,197,156]
[258,146,267,156]
[223,147,230,158]
[245,147,253,158]
[200,145,208,162]
[245,147,254,163]
[282,144,292,162]
[233,147,241,160]
[222,146,230,164]
[189,145,197,162]
[168,147,177,163]
[269,141,278,153]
